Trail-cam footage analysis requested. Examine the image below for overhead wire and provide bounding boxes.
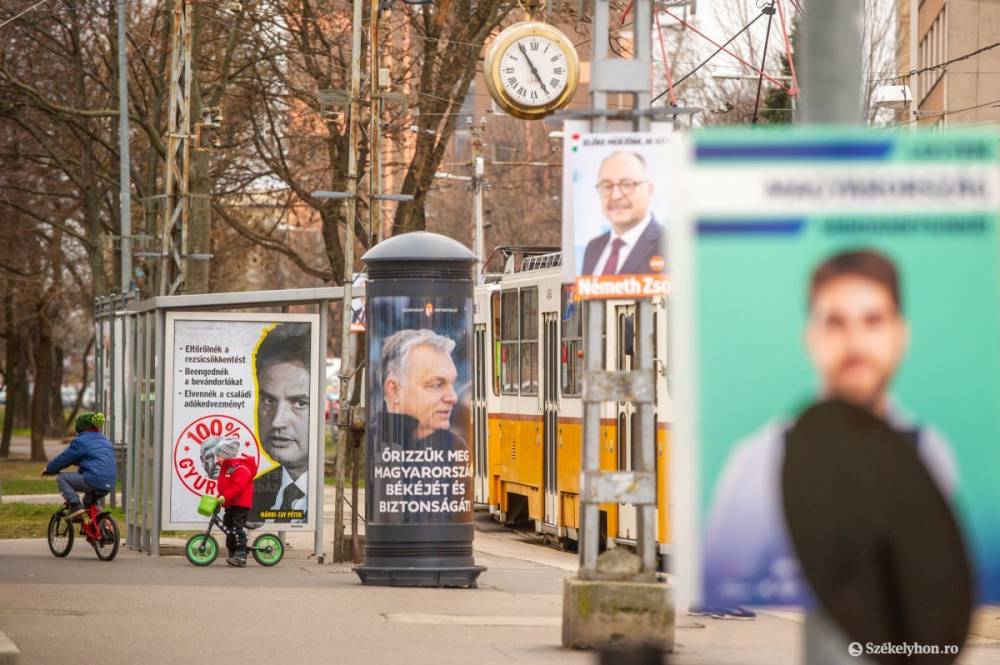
[654,1,677,106]
[775,0,799,95]
[652,5,777,105]
[751,2,776,124]
[874,40,1000,84]
[0,0,51,29]
[1,0,155,25]
[888,97,1000,127]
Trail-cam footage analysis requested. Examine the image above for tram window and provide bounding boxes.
[519,287,539,395]
[663,301,674,399]
[623,315,635,357]
[500,290,519,394]
[491,291,501,396]
[560,285,583,396]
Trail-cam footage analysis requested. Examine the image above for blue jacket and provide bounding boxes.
[45,431,117,491]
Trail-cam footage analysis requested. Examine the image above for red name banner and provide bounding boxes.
[575,274,671,300]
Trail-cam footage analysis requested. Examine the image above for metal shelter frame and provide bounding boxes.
[95,292,139,509]
[95,287,352,558]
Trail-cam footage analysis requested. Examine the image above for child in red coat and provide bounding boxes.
[215,438,258,567]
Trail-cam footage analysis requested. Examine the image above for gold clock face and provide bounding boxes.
[484,22,580,120]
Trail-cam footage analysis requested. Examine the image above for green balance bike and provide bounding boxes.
[185,495,284,567]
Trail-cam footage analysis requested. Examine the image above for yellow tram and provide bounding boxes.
[472,248,673,564]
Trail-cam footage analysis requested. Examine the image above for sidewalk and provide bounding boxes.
[3,435,70,461]
[0,494,64,505]
[3,527,999,665]
[4,480,999,664]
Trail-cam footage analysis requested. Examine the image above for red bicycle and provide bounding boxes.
[47,490,120,562]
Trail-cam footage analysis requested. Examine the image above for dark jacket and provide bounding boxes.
[251,465,283,517]
[581,219,665,276]
[375,410,466,452]
[218,456,257,509]
[45,431,116,491]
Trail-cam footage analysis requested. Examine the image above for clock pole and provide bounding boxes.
[471,121,486,284]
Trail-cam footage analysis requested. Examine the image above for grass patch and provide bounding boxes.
[0,461,58,495]
[0,502,126,539]
[338,479,366,488]
[0,418,31,438]
[0,459,122,495]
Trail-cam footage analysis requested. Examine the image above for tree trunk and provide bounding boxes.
[11,337,31,429]
[0,283,16,457]
[65,335,95,430]
[47,344,65,437]
[29,308,52,462]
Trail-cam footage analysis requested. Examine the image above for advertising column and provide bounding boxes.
[355,231,485,588]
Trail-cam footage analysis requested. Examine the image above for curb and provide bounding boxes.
[0,630,20,665]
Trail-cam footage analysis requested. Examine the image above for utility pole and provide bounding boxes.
[117,0,132,294]
[909,0,918,126]
[564,0,677,651]
[367,5,410,243]
[369,0,382,243]
[800,0,862,123]
[158,0,194,295]
[320,0,412,561]
[333,0,365,564]
[470,122,485,283]
[800,3,864,663]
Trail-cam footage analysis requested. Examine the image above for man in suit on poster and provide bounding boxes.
[580,150,666,277]
[252,322,312,522]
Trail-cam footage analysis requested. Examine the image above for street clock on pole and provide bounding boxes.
[484,21,581,120]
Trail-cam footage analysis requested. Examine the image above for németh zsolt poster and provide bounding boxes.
[162,313,321,530]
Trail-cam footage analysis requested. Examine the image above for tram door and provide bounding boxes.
[542,313,560,527]
[473,324,489,504]
[615,304,638,540]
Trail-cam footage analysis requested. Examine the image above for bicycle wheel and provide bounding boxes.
[92,515,120,562]
[47,512,74,557]
[185,534,219,566]
[251,534,284,566]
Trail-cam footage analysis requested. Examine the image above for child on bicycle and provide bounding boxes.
[43,412,116,521]
[214,437,258,567]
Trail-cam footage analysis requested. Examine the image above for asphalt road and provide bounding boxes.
[2,525,999,665]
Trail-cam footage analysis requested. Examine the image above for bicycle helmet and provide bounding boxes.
[75,412,106,433]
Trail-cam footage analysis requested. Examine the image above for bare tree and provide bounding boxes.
[862,0,896,125]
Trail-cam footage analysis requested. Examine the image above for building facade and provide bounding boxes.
[903,0,1000,128]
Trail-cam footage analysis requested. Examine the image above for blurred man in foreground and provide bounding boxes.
[703,249,957,608]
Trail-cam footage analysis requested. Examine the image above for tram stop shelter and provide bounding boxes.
[94,287,355,558]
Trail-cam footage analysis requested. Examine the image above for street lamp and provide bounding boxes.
[873,85,913,111]
[874,85,915,127]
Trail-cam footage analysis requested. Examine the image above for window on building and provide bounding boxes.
[918,7,946,102]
